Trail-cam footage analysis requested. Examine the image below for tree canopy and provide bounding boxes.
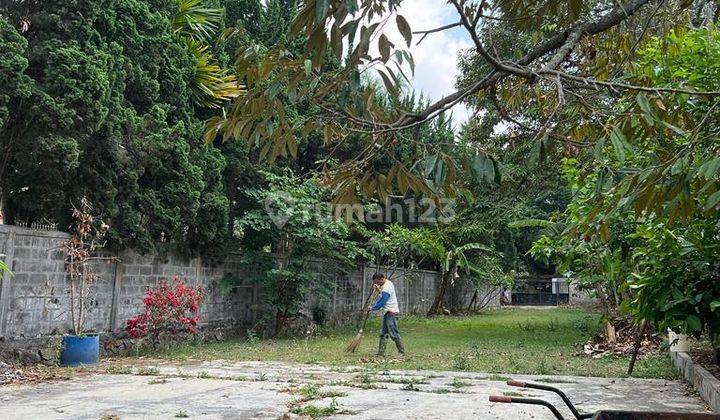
[204,0,720,210]
[3,0,719,338]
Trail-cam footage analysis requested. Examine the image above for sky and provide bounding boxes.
[383,0,474,130]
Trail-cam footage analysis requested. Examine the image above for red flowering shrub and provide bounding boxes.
[126,276,204,339]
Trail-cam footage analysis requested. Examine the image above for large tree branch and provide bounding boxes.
[392,0,656,129]
[489,93,590,146]
[542,26,584,71]
[538,70,720,95]
[450,0,532,77]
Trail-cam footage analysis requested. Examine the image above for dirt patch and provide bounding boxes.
[0,360,82,386]
[576,317,662,358]
[688,341,720,379]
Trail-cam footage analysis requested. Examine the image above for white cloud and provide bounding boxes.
[380,0,473,131]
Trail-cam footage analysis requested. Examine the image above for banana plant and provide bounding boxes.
[172,0,242,108]
[428,242,492,316]
[0,256,11,277]
[442,243,491,276]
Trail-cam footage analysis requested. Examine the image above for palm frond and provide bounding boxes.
[173,0,223,43]
[184,38,243,108]
[541,222,567,238]
[509,219,567,238]
[508,219,554,229]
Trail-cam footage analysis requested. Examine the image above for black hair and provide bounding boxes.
[372,273,385,281]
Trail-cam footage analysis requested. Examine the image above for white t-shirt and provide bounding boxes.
[378,280,400,314]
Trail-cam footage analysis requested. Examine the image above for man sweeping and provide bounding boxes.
[367,273,405,357]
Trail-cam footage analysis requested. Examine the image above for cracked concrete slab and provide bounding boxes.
[0,360,712,419]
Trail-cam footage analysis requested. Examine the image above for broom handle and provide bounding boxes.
[359,309,371,331]
[358,289,377,329]
[362,288,375,308]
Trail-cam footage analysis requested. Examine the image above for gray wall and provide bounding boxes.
[0,225,497,339]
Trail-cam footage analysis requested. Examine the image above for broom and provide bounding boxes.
[345,289,377,353]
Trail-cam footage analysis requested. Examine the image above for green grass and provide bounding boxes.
[290,403,338,418]
[157,308,678,379]
[136,366,160,376]
[285,384,348,402]
[450,377,471,388]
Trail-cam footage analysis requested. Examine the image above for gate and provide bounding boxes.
[511,276,569,306]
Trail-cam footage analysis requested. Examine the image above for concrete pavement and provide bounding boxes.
[0,360,711,419]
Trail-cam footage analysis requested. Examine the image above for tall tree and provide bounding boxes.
[206,0,720,209]
[0,0,231,258]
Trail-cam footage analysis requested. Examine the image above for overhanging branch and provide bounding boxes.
[389,0,657,129]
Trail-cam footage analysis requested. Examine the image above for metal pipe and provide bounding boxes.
[507,380,583,419]
[489,395,566,420]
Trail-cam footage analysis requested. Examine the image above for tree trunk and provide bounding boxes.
[466,289,478,314]
[427,270,452,316]
[275,311,287,336]
[274,236,290,336]
[627,319,647,376]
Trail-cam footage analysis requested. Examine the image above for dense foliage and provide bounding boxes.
[0,1,232,258]
[0,0,325,259]
[4,0,718,342]
[228,170,370,333]
[531,28,720,347]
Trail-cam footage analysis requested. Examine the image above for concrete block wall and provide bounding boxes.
[0,225,497,340]
[568,282,600,307]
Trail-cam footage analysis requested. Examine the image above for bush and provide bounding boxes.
[126,276,204,339]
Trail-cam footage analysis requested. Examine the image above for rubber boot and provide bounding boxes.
[377,336,387,356]
[393,337,406,357]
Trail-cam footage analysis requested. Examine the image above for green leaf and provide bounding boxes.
[593,136,606,161]
[345,0,359,13]
[489,155,501,183]
[568,0,583,19]
[610,127,630,164]
[711,301,720,312]
[471,153,495,183]
[636,93,656,123]
[173,0,223,43]
[660,120,687,136]
[422,154,439,178]
[699,157,720,179]
[315,0,329,22]
[378,69,398,96]
[705,190,720,211]
[0,259,11,276]
[403,51,415,76]
[379,34,391,62]
[434,159,447,186]
[687,315,702,332]
[396,15,412,47]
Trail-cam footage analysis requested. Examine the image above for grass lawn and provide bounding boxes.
[160,307,678,379]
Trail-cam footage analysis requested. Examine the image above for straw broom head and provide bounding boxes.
[345,328,364,353]
[345,288,376,353]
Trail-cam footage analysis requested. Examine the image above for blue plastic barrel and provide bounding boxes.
[60,334,100,366]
